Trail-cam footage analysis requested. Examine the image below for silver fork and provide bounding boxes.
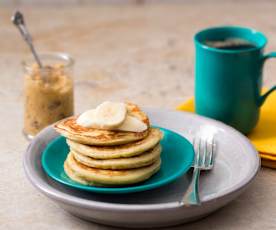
[179,136,215,206]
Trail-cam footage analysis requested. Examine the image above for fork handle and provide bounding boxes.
[180,167,201,206]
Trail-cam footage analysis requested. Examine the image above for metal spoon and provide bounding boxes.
[11,10,43,68]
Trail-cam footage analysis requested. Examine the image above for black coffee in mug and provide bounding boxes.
[204,38,257,50]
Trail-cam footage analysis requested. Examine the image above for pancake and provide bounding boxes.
[64,152,161,186]
[72,144,161,170]
[64,161,90,185]
[67,128,163,159]
[55,102,150,146]
[64,162,106,186]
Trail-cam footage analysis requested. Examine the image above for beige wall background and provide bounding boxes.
[1,0,267,6]
[2,0,181,5]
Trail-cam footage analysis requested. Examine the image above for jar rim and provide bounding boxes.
[22,52,74,71]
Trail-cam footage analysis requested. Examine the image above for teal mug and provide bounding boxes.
[194,26,276,134]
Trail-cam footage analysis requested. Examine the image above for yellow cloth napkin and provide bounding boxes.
[177,91,276,169]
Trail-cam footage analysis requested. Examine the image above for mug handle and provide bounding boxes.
[259,52,276,106]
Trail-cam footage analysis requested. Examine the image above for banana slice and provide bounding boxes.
[76,109,97,127]
[76,102,147,132]
[95,101,127,129]
[117,115,148,132]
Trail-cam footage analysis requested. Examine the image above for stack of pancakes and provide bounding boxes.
[54,103,163,187]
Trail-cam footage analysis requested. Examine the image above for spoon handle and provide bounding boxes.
[12,11,43,68]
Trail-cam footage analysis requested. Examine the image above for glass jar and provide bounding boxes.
[23,53,74,139]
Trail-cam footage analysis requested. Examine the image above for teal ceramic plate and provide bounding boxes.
[41,127,194,194]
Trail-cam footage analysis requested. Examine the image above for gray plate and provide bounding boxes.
[23,109,260,228]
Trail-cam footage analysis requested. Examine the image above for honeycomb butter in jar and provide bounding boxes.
[23,53,74,139]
